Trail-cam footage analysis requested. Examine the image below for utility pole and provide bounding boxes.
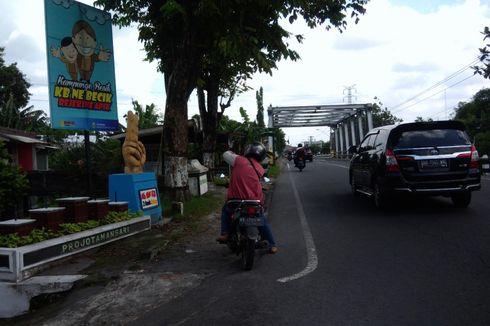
[343,84,357,104]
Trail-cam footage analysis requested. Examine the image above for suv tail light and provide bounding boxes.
[470,144,480,169]
[457,145,480,169]
[385,148,400,172]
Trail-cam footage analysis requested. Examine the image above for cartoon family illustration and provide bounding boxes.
[51,20,111,82]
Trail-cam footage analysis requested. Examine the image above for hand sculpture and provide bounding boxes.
[122,111,146,173]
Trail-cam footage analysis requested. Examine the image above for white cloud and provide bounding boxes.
[1,0,489,146]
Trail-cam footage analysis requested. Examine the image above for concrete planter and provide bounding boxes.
[0,219,37,236]
[0,216,151,283]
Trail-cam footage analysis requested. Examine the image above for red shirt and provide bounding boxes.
[226,155,265,204]
[295,147,305,158]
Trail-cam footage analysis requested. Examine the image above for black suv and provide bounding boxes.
[349,121,481,208]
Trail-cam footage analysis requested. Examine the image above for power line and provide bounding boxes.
[394,74,476,113]
[390,58,480,113]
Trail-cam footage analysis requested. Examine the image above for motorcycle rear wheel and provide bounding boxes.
[242,239,256,271]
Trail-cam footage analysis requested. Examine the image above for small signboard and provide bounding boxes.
[139,188,159,210]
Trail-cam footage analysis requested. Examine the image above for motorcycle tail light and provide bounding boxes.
[245,206,258,216]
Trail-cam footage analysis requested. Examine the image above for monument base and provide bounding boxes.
[108,173,162,225]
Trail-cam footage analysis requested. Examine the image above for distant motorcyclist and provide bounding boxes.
[216,142,278,254]
[294,143,306,167]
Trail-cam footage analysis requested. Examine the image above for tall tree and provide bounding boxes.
[256,87,265,129]
[454,88,490,155]
[95,0,368,200]
[0,47,31,110]
[0,48,48,132]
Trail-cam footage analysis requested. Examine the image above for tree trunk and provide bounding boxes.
[162,94,191,201]
[161,24,202,201]
[198,82,220,181]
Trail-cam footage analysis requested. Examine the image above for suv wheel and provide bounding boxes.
[373,182,386,209]
[451,192,472,208]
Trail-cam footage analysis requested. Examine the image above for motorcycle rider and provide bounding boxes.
[216,142,278,254]
[294,143,306,167]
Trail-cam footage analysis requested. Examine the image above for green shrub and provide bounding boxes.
[0,211,142,248]
[0,141,28,218]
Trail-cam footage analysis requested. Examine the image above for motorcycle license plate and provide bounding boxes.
[239,217,264,227]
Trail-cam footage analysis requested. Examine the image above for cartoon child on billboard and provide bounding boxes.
[50,36,79,80]
[50,20,111,82]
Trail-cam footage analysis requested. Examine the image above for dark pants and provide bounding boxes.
[220,204,276,247]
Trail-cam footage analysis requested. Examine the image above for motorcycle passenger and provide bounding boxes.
[294,143,306,167]
[216,142,278,254]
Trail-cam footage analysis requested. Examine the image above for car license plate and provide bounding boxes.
[419,159,448,169]
[239,217,264,227]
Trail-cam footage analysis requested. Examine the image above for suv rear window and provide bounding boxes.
[392,129,471,149]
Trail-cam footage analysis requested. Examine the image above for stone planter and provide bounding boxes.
[28,207,66,231]
[88,199,109,220]
[0,216,151,283]
[56,197,89,223]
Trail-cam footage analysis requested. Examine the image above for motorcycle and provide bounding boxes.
[220,199,266,270]
[295,157,305,172]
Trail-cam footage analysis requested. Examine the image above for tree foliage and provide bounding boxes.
[0,47,48,133]
[0,47,31,110]
[473,26,490,79]
[50,138,123,175]
[453,88,490,155]
[0,141,28,218]
[129,99,164,129]
[414,116,434,122]
[372,97,403,127]
[256,87,265,128]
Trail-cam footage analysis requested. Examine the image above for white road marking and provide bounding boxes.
[325,162,349,169]
[277,170,318,283]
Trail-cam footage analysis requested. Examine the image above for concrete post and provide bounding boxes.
[367,109,374,131]
[344,123,350,155]
[358,115,364,141]
[338,126,343,158]
[350,118,356,146]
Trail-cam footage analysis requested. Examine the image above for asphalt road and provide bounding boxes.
[129,159,490,326]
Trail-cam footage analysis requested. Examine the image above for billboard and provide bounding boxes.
[44,0,118,131]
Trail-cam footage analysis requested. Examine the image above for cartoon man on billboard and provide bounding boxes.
[72,20,111,82]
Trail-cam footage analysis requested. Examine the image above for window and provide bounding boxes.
[359,135,373,152]
[393,129,471,149]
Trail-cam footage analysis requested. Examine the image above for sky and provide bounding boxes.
[1,0,489,146]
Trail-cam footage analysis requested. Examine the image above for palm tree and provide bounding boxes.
[0,93,48,131]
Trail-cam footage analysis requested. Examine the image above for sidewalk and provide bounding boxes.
[3,178,276,325]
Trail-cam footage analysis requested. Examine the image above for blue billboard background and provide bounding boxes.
[44,0,118,131]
